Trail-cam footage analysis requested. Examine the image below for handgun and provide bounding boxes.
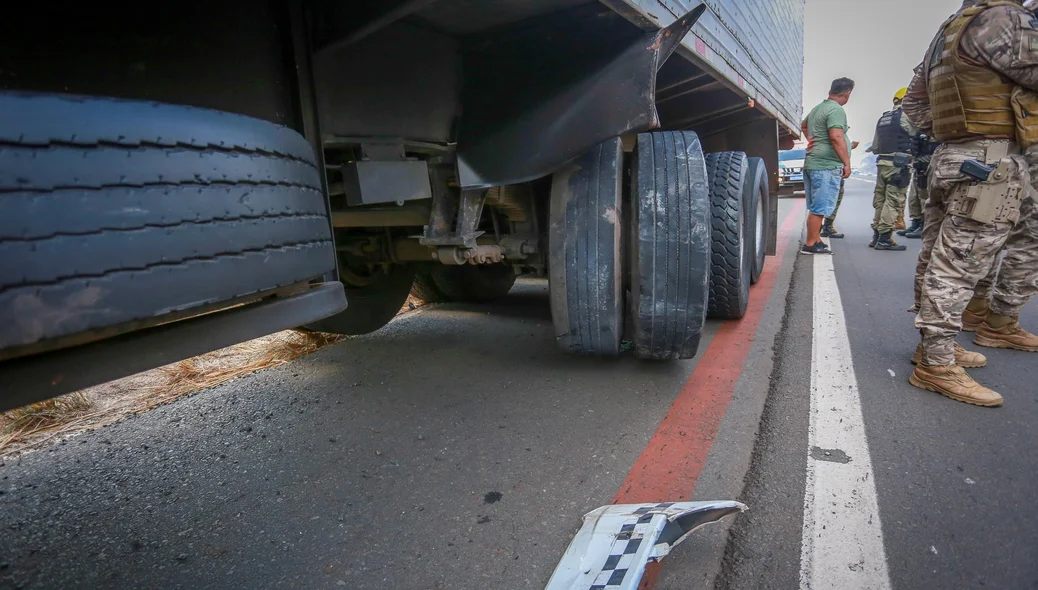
[960,159,994,182]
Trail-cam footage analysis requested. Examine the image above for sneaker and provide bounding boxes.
[800,241,832,255]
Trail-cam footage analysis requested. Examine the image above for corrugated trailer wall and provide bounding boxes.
[694,0,804,130]
[611,0,804,135]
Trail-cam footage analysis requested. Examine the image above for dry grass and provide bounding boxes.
[144,330,343,409]
[0,330,343,458]
[1,295,429,458]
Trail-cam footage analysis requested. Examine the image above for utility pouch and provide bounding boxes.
[948,158,1023,224]
[892,153,911,167]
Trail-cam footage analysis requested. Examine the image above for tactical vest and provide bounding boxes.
[873,108,916,155]
[927,0,1038,147]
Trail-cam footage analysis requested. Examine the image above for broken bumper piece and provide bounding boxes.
[545,501,746,590]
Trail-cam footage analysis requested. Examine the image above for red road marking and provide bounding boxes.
[610,199,805,588]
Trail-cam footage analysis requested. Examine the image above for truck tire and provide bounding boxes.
[549,137,624,356]
[411,271,449,303]
[744,157,769,284]
[431,264,516,303]
[705,152,751,320]
[0,91,335,356]
[306,264,416,335]
[630,131,711,360]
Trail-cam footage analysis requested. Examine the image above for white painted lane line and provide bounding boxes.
[800,255,891,590]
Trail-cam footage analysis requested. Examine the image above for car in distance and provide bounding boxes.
[778,148,805,195]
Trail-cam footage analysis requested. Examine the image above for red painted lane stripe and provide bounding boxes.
[612,199,804,588]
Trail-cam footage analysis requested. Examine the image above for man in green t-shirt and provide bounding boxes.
[799,77,854,255]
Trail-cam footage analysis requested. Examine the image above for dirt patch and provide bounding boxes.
[1,294,428,458]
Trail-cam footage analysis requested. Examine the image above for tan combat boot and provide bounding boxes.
[974,313,1038,352]
[909,364,1003,407]
[911,343,987,367]
[961,296,990,332]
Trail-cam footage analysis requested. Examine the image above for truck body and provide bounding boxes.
[0,0,804,410]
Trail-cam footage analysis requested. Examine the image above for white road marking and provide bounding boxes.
[800,255,892,590]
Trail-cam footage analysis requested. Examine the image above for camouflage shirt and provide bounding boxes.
[903,0,1038,133]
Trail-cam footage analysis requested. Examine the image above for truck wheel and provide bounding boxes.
[411,271,450,303]
[744,157,769,284]
[430,264,516,303]
[306,264,415,335]
[0,91,336,357]
[549,137,624,355]
[705,152,751,320]
[630,131,711,360]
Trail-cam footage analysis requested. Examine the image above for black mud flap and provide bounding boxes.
[457,4,707,189]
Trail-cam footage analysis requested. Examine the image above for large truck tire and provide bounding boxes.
[0,91,335,357]
[705,152,751,320]
[306,264,416,335]
[549,137,624,356]
[744,157,769,284]
[630,131,711,360]
[430,264,516,303]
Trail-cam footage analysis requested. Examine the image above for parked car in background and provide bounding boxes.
[778,148,805,195]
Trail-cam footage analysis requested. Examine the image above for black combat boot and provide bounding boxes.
[869,229,879,248]
[820,219,844,239]
[874,231,907,251]
[904,218,923,239]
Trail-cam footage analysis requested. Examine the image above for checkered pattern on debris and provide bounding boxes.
[587,503,674,589]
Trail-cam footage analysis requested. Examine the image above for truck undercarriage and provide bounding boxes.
[0,0,803,409]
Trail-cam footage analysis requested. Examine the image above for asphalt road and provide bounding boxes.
[0,200,803,590]
[5,182,1033,590]
[721,178,1038,590]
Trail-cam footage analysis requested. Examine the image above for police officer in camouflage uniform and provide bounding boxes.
[867,88,920,251]
[902,0,1038,407]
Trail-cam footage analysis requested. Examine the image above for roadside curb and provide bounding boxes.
[646,200,806,589]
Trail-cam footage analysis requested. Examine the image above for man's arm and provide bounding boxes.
[829,127,851,178]
[866,126,880,154]
[902,63,932,134]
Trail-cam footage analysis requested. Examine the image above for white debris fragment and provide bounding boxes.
[887,369,895,377]
[965,478,975,485]
[930,546,938,555]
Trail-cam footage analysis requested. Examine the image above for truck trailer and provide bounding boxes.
[0,0,804,411]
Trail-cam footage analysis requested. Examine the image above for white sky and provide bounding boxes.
[803,0,962,164]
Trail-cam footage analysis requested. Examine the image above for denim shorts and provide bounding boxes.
[804,168,842,217]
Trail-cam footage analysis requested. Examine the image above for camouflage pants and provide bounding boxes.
[973,249,1003,300]
[908,171,926,221]
[973,195,1038,315]
[872,164,910,233]
[914,141,1029,366]
[825,180,846,223]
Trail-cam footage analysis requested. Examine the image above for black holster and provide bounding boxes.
[893,166,912,189]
